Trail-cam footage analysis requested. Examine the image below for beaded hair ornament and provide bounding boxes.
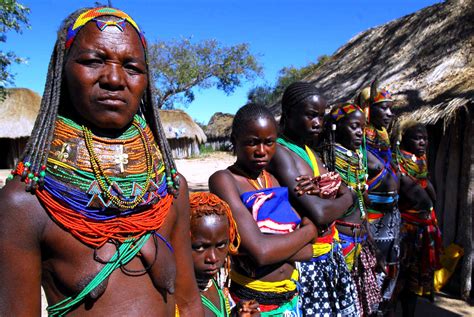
[356,80,393,123]
[65,7,146,49]
[330,102,363,122]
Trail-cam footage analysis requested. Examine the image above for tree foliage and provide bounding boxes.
[147,37,262,109]
[0,0,30,100]
[247,55,331,107]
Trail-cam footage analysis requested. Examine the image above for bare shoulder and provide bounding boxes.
[209,168,234,188]
[269,144,296,171]
[0,179,47,229]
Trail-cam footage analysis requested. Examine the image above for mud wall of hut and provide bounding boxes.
[167,138,201,159]
[427,105,473,298]
[205,137,232,151]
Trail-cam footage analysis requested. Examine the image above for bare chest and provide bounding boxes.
[40,213,177,311]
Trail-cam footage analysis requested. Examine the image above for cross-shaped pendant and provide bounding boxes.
[114,145,129,173]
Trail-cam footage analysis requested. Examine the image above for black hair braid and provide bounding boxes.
[281,81,321,114]
[20,49,55,162]
[16,8,91,191]
[20,43,62,189]
[143,65,179,196]
[231,103,277,141]
[320,113,336,173]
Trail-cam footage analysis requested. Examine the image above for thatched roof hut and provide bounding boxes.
[159,109,207,158]
[0,88,41,169]
[0,88,41,138]
[270,0,473,298]
[204,112,234,151]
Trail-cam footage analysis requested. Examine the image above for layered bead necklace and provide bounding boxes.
[365,123,397,181]
[395,147,428,188]
[15,115,173,248]
[334,144,368,218]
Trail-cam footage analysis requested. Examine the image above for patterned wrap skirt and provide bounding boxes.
[399,208,442,296]
[298,245,359,316]
[339,231,382,316]
[367,192,401,304]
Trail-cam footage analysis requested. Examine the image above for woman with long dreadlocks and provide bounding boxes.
[393,120,441,317]
[321,102,382,315]
[268,82,358,316]
[0,7,202,316]
[356,82,400,315]
[210,103,317,316]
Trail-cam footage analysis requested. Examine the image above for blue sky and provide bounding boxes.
[6,0,440,124]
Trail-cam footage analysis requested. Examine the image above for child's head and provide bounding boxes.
[189,192,240,278]
[231,103,278,174]
[281,81,327,144]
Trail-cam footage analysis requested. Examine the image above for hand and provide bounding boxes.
[235,299,260,317]
[318,172,341,199]
[419,211,431,220]
[295,175,319,196]
[374,251,387,275]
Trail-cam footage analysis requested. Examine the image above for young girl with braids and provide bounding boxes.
[321,102,382,316]
[209,103,317,316]
[0,7,202,316]
[189,192,260,317]
[356,82,400,315]
[268,82,358,316]
[393,120,441,317]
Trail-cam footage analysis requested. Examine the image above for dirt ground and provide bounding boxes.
[0,152,472,315]
[175,151,236,192]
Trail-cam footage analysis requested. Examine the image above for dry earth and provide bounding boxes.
[0,152,472,315]
[175,151,236,192]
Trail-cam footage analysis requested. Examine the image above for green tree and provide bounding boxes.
[247,85,275,106]
[147,37,262,109]
[248,54,331,107]
[0,0,30,100]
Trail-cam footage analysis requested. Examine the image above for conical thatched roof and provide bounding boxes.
[204,112,234,139]
[0,88,41,138]
[269,0,474,125]
[159,109,207,143]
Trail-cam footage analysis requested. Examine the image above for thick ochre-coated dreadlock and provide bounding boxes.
[189,192,240,255]
[17,7,179,195]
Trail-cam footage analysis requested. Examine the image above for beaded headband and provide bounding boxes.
[330,102,363,122]
[372,88,393,104]
[65,7,146,49]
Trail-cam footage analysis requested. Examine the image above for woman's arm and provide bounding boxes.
[171,175,204,316]
[0,180,43,315]
[269,146,353,225]
[399,175,433,212]
[209,170,316,267]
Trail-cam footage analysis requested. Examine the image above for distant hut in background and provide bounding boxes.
[204,112,234,151]
[159,109,207,159]
[270,0,473,298]
[0,88,41,169]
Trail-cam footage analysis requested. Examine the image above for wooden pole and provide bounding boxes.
[458,106,473,300]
